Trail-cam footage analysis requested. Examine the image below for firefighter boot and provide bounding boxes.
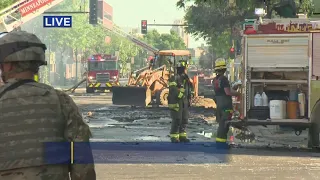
[179,132,190,143]
[170,134,180,143]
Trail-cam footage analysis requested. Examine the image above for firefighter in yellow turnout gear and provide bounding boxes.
[168,60,194,143]
[212,58,240,149]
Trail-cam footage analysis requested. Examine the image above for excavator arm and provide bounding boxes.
[106,25,159,55]
[112,65,169,107]
[127,66,152,86]
[142,65,168,87]
[0,0,158,55]
[0,0,158,56]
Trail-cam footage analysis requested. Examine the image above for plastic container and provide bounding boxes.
[261,92,268,106]
[287,101,299,119]
[298,93,305,117]
[270,100,286,119]
[254,92,262,107]
[248,106,269,120]
[289,90,298,101]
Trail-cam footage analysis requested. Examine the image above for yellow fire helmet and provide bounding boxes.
[214,58,227,70]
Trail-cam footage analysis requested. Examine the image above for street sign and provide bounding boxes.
[243,19,256,30]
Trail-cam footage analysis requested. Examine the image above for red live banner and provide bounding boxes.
[19,0,53,17]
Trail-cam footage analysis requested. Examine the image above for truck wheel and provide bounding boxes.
[308,100,320,149]
[158,88,169,106]
[86,87,94,93]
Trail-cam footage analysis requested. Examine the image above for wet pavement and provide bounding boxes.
[70,91,320,179]
[80,105,216,142]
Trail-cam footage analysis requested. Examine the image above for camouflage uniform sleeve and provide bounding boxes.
[55,90,96,180]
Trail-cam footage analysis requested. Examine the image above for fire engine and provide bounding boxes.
[228,18,320,149]
[86,54,120,93]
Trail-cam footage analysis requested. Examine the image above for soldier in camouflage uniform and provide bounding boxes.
[168,60,194,143]
[0,31,96,180]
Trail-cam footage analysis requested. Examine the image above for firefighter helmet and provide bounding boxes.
[214,58,227,70]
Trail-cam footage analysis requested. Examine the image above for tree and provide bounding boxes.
[117,38,139,75]
[141,29,186,50]
[131,29,187,70]
[50,0,141,76]
[0,0,16,10]
[20,0,143,79]
[177,0,314,60]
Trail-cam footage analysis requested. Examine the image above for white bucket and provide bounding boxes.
[270,100,286,119]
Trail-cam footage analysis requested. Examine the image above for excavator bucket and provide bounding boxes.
[112,86,152,107]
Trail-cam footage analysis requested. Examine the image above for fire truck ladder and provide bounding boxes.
[109,25,159,54]
[0,0,64,32]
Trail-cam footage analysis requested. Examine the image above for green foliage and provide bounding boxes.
[141,29,186,50]
[44,0,111,54]
[51,0,144,76]
[0,0,17,10]
[118,39,139,74]
[297,0,314,16]
[133,29,186,70]
[178,0,314,61]
[39,66,50,85]
[20,0,144,76]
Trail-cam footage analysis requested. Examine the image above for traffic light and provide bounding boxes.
[229,47,235,59]
[141,20,147,34]
[89,0,98,25]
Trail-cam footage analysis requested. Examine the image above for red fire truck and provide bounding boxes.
[86,54,120,93]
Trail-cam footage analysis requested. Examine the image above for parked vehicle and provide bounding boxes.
[229,18,320,149]
[86,54,120,93]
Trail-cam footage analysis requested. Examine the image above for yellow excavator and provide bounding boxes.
[112,50,197,107]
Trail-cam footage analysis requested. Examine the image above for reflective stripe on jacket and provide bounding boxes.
[168,75,193,110]
[168,77,180,111]
[168,103,179,111]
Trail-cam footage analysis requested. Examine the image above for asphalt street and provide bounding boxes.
[70,90,320,180]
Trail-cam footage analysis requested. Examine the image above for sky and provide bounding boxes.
[106,0,206,48]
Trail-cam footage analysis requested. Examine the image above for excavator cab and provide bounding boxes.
[154,50,191,70]
[112,50,192,107]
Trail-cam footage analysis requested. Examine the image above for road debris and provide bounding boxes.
[87,111,93,117]
[192,96,216,108]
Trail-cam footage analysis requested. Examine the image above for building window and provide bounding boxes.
[103,12,112,21]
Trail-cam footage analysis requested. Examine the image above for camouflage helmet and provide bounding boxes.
[0,31,47,65]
